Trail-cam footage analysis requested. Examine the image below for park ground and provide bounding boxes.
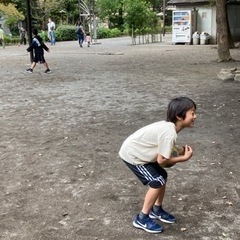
[0,35,240,240]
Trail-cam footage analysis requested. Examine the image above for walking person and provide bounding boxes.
[0,26,5,49]
[85,32,91,47]
[25,28,51,74]
[75,22,85,47]
[47,18,56,45]
[20,27,27,45]
[119,97,197,234]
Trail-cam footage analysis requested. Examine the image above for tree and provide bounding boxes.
[96,0,124,29]
[146,0,161,12]
[0,2,24,30]
[58,0,79,25]
[216,0,232,61]
[124,0,158,36]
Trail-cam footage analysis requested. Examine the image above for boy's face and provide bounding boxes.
[182,107,197,127]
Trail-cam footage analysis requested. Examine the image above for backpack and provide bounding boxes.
[76,26,83,34]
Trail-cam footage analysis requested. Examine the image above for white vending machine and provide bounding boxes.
[172,10,192,44]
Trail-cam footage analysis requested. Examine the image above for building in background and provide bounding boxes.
[0,16,11,35]
[167,0,240,44]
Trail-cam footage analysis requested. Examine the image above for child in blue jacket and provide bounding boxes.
[26,28,51,74]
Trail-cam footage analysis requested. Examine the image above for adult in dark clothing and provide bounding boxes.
[76,22,85,47]
[20,27,27,45]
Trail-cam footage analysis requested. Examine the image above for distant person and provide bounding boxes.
[0,26,5,49]
[85,32,91,47]
[25,28,51,74]
[20,27,27,45]
[47,18,56,45]
[75,22,85,47]
[119,97,197,234]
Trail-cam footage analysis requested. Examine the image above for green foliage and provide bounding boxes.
[108,28,122,37]
[96,0,124,29]
[97,27,122,39]
[39,30,49,42]
[164,25,172,33]
[209,0,216,6]
[0,2,24,32]
[10,0,26,15]
[39,25,78,42]
[50,0,80,25]
[124,0,159,36]
[55,25,77,41]
[4,35,20,45]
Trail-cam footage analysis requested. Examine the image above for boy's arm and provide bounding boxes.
[42,42,49,52]
[26,43,34,52]
[157,145,193,168]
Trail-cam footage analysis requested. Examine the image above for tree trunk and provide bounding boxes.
[216,0,232,61]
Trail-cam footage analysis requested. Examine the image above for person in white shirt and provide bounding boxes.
[47,18,55,45]
[119,96,197,234]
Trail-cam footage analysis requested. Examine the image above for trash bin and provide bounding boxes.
[200,32,210,45]
[192,32,200,45]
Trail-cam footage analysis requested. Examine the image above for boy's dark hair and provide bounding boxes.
[167,97,196,123]
[32,28,38,35]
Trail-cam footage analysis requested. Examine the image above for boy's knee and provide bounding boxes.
[148,176,167,189]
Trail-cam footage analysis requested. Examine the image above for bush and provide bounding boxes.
[55,25,77,41]
[97,28,110,39]
[38,25,125,42]
[108,28,122,38]
[39,30,49,42]
[39,25,78,42]
[4,35,21,45]
[164,25,172,33]
[97,27,122,39]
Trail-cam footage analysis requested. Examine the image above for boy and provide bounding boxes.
[26,28,51,74]
[119,97,197,234]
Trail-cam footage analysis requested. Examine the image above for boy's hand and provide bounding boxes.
[183,145,193,161]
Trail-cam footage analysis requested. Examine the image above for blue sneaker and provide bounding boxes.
[133,214,163,233]
[149,208,176,224]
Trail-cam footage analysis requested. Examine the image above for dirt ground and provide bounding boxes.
[0,35,240,240]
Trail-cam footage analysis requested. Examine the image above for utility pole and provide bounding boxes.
[162,0,166,36]
[26,0,33,62]
[91,0,97,42]
[79,0,97,42]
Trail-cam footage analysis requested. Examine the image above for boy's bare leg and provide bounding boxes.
[149,184,176,223]
[44,62,49,69]
[141,186,165,215]
[154,184,166,206]
[31,62,36,69]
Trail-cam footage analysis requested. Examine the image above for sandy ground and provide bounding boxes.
[0,35,240,240]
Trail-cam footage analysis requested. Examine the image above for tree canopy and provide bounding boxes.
[0,2,24,29]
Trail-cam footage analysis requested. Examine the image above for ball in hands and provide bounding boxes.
[160,146,179,168]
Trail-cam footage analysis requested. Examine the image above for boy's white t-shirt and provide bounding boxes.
[119,121,177,165]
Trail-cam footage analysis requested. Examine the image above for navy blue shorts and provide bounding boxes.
[123,160,167,189]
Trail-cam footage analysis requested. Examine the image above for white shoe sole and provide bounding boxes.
[133,221,163,233]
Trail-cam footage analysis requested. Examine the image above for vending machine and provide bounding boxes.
[172,10,192,44]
